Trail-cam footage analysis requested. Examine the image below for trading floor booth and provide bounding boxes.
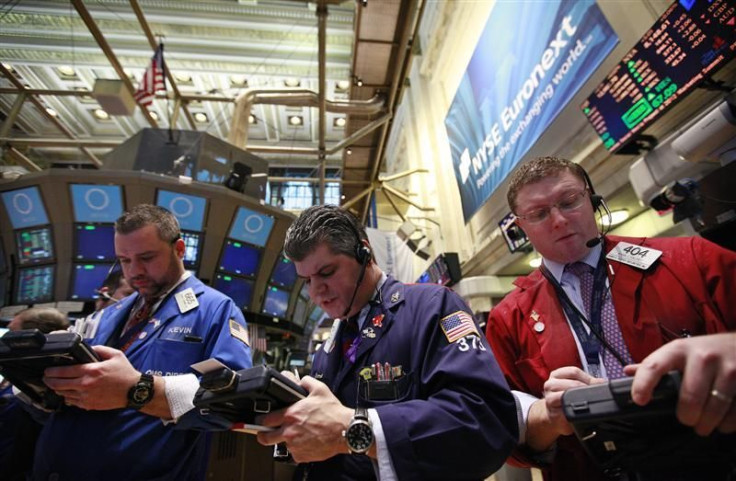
[0,169,305,480]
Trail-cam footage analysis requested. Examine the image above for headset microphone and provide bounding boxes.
[586,237,602,248]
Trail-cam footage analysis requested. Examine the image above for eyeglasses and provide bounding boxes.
[515,190,589,224]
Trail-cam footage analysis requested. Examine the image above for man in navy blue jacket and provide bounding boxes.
[30,205,252,480]
[258,205,517,480]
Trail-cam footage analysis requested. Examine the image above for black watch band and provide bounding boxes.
[127,373,155,410]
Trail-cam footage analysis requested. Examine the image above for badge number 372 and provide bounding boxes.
[457,335,486,352]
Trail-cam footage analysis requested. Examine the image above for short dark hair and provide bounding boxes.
[115,204,180,243]
[284,204,367,262]
[507,156,589,213]
[14,307,70,333]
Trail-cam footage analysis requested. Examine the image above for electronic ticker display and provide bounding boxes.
[16,227,54,265]
[70,184,124,223]
[269,255,297,289]
[74,224,116,261]
[212,274,253,310]
[70,263,114,301]
[15,266,55,305]
[581,0,736,152]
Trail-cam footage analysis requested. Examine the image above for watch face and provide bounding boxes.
[347,421,373,452]
[132,386,151,403]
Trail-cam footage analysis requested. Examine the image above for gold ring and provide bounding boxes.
[710,389,732,403]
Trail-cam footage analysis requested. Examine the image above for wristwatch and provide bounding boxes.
[343,407,374,454]
[127,373,155,410]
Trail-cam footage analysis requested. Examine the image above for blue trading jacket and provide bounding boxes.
[32,275,252,481]
[303,276,518,481]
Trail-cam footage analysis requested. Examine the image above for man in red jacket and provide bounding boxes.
[486,156,736,480]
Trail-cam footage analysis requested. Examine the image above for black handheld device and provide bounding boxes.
[562,371,736,480]
[0,329,100,410]
[193,365,307,424]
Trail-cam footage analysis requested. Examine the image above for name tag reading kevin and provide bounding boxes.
[606,241,662,270]
[175,287,199,314]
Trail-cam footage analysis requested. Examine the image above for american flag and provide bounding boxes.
[134,43,166,106]
[440,311,479,344]
[248,324,268,353]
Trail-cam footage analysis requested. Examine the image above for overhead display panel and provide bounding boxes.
[581,0,736,152]
[1,186,49,229]
[228,206,274,247]
[70,263,114,301]
[269,255,297,290]
[74,224,116,262]
[70,184,124,223]
[262,286,289,319]
[218,240,261,277]
[15,266,55,305]
[156,190,207,232]
[212,273,253,310]
[16,227,54,265]
[445,0,618,222]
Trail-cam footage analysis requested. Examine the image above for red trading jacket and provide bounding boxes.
[486,235,736,481]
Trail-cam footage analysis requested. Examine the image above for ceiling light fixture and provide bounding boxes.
[346,148,352,155]
[248,114,256,124]
[352,76,364,87]
[288,115,303,126]
[174,72,192,83]
[230,75,248,87]
[336,80,350,91]
[284,78,301,88]
[45,107,58,117]
[194,112,209,123]
[334,117,346,128]
[57,65,76,77]
[93,108,109,120]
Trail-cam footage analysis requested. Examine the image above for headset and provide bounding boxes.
[579,167,612,248]
[342,214,372,318]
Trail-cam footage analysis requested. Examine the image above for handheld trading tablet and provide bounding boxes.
[562,372,736,479]
[193,364,307,430]
[0,329,100,410]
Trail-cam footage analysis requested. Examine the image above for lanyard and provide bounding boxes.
[540,253,626,372]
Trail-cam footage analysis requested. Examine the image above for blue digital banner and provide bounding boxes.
[156,190,207,232]
[70,184,124,223]
[445,0,618,222]
[228,206,274,247]
[1,186,49,229]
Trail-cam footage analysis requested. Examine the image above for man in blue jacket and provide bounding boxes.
[258,205,517,480]
[31,204,252,480]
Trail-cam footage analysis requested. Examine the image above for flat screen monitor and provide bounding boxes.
[69,184,124,223]
[74,224,116,262]
[228,206,274,247]
[181,231,202,269]
[262,286,289,319]
[69,263,114,301]
[1,186,49,229]
[212,274,253,310]
[16,227,54,265]
[416,253,462,287]
[292,297,308,328]
[270,255,297,289]
[15,265,55,305]
[218,240,261,277]
[581,0,736,153]
[156,190,207,232]
[499,212,529,254]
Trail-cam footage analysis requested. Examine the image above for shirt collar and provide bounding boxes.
[542,243,602,283]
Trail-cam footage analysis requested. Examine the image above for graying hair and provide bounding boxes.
[284,204,366,262]
[15,307,70,333]
[115,204,180,243]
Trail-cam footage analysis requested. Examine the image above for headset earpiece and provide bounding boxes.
[356,244,371,265]
[590,194,603,209]
[580,168,603,209]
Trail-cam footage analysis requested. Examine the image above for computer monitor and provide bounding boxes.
[269,255,297,289]
[181,231,203,269]
[69,184,124,223]
[212,274,253,310]
[69,263,114,301]
[228,206,274,248]
[16,227,54,265]
[1,186,49,229]
[292,297,308,328]
[262,286,289,319]
[156,190,208,232]
[15,265,55,305]
[218,240,261,277]
[74,224,116,262]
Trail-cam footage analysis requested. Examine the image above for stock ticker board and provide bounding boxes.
[581,0,736,152]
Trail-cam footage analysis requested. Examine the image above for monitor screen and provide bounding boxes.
[69,263,114,301]
[416,253,461,286]
[270,255,297,289]
[218,240,261,277]
[228,206,274,247]
[74,224,116,261]
[16,227,54,265]
[292,297,308,328]
[499,213,529,254]
[581,0,736,153]
[156,190,208,232]
[181,231,202,269]
[263,286,289,319]
[15,265,55,305]
[1,186,49,229]
[69,184,124,223]
[212,274,253,310]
